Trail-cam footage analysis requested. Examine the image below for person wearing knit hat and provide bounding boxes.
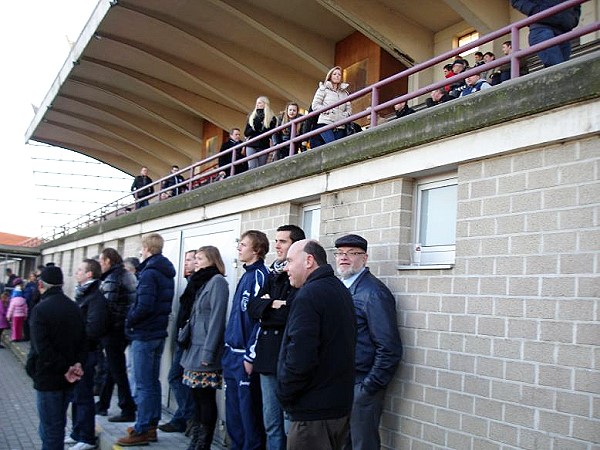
[334,234,402,450]
[26,265,85,450]
[40,266,64,285]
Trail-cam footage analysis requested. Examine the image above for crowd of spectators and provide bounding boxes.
[126,3,582,208]
[0,266,45,346]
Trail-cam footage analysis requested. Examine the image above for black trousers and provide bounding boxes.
[98,331,136,415]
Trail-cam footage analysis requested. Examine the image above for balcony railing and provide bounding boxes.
[21,0,599,247]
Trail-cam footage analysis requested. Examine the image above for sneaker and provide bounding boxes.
[70,442,98,450]
[127,426,157,442]
[64,435,77,445]
[108,413,136,423]
[158,421,185,432]
[116,430,151,447]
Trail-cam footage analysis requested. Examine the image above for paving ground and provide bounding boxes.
[0,332,227,450]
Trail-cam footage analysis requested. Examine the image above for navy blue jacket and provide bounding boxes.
[511,0,581,32]
[224,259,269,363]
[126,253,176,341]
[348,268,402,394]
[277,264,356,421]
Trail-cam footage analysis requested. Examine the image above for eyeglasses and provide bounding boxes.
[333,251,366,258]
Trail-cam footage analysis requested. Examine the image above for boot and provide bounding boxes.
[185,422,201,450]
[195,423,215,450]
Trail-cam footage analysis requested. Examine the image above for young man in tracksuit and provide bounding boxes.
[222,230,270,450]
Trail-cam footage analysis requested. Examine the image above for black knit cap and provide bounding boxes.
[40,266,64,285]
[334,234,368,252]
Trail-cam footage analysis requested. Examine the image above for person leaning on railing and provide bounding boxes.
[244,96,277,170]
[310,66,352,148]
[272,102,304,160]
[511,0,581,68]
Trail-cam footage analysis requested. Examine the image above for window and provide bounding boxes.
[414,175,457,265]
[302,203,321,240]
[458,30,480,57]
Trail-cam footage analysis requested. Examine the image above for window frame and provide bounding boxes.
[302,202,321,240]
[412,174,458,266]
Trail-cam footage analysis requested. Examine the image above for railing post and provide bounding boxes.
[511,25,521,80]
[289,123,296,157]
[230,145,237,177]
[371,87,379,127]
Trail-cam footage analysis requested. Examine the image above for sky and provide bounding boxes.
[0,0,132,239]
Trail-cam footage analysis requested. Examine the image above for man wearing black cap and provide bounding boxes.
[26,266,86,450]
[334,234,402,450]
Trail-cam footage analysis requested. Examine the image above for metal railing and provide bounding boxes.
[21,0,598,247]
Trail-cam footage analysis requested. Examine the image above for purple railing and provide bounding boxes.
[21,0,598,246]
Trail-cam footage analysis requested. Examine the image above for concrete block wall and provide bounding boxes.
[34,133,599,448]
[390,137,600,449]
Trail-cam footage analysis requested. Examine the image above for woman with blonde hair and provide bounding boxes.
[179,246,229,450]
[311,66,352,147]
[244,96,277,169]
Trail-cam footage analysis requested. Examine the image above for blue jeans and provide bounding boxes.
[260,374,286,450]
[529,26,571,68]
[246,147,268,169]
[344,383,385,450]
[167,344,194,427]
[70,351,98,445]
[132,338,165,433]
[36,388,73,450]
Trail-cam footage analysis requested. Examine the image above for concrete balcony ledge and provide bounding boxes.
[41,52,600,250]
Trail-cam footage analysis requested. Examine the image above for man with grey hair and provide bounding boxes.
[26,266,86,450]
[277,239,356,449]
[334,234,402,450]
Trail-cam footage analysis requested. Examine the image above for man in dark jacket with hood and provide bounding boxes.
[97,248,137,422]
[277,240,356,450]
[117,232,176,447]
[334,234,402,450]
[511,0,581,67]
[26,266,85,450]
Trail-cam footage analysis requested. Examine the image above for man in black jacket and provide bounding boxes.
[277,240,356,450]
[160,165,186,199]
[158,249,196,434]
[511,0,581,67]
[97,248,138,422]
[218,128,248,178]
[26,266,85,450]
[248,224,306,450]
[334,234,402,450]
[131,166,154,209]
[65,259,109,450]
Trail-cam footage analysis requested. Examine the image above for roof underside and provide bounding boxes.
[26,0,510,178]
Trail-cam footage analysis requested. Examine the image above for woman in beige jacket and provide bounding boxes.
[311,66,352,146]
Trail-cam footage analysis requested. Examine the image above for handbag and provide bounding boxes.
[345,121,362,136]
[177,320,192,349]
